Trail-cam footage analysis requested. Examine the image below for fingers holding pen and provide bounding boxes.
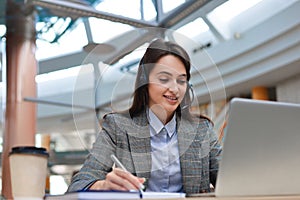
[110,155,145,191]
[88,168,146,191]
[112,168,145,191]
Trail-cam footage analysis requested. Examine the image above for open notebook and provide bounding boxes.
[45,190,186,199]
[213,98,300,197]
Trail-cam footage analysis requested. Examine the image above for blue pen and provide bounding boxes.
[110,154,145,197]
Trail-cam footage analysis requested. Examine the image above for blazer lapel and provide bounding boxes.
[127,112,152,180]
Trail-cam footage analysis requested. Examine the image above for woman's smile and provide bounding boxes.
[163,94,178,103]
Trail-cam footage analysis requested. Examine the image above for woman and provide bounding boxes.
[68,39,222,194]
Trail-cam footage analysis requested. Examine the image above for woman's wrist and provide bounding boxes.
[89,180,106,190]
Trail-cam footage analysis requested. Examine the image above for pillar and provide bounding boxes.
[40,134,51,194]
[1,0,37,198]
[252,86,269,100]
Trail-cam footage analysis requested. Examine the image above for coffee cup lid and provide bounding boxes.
[9,146,49,157]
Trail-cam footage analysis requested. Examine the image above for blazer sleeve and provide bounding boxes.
[207,120,222,187]
[67,114,118,192]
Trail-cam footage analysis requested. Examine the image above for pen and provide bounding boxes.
[110,154,145,195]
[111,154,128,172]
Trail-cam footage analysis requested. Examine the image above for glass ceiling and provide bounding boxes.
[37,0,261,60]
[0,0,296,81]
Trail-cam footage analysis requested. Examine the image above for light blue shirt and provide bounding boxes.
[146,109,183,192]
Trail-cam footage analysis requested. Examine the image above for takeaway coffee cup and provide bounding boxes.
[9,146,49,200]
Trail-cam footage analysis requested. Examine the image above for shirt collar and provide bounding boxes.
[148,108,176,138]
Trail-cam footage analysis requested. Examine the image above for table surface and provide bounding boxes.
[174,195,300,200]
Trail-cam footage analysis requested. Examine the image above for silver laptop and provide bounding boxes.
[215,98,300,197]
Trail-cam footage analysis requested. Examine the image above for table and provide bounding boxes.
[182,195,300,200]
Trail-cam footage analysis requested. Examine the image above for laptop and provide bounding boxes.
[214,97,300,197]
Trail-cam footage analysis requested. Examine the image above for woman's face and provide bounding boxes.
[148,55,187,122]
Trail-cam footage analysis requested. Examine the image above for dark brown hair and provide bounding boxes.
[129,38,192,118]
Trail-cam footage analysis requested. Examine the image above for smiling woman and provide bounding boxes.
[0,0,299,197]
[67,38,222,195]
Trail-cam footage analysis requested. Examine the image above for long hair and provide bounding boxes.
[129,38,192,118]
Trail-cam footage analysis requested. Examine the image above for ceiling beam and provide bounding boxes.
[158,0,211,28]
[30,0,157,28]
[38,51,88,74]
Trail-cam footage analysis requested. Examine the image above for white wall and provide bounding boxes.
[276,74,300,104]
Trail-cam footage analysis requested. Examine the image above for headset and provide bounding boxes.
[181,83,195,110]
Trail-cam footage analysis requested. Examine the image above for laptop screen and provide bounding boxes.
[215,98,300,197]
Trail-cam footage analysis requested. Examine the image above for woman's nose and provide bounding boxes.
[168,81,179,93]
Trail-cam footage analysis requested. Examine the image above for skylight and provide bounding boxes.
[36,19,88,60]
[88,18,134,44]
[162,0,185,13]
[141,0,157,21]
[207,0,295,40]
[209,0,263,22]
[207,0,263,40]
[0,24,6,37]
[95,0,144,20]
[176,18,209,38]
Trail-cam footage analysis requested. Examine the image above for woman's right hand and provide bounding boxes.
[89,168,145,191]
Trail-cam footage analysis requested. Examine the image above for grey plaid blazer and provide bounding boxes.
[68,111,222,194]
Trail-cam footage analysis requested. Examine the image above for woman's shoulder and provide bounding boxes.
[101,111,132,122]
[100,110,147,131]
[98,112,130,132]
[189,113,214,127]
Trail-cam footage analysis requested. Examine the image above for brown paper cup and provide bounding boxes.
[9,146,49,200]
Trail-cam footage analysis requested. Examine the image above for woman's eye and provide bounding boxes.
[177,80,187,85]
[159,78,169,83]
